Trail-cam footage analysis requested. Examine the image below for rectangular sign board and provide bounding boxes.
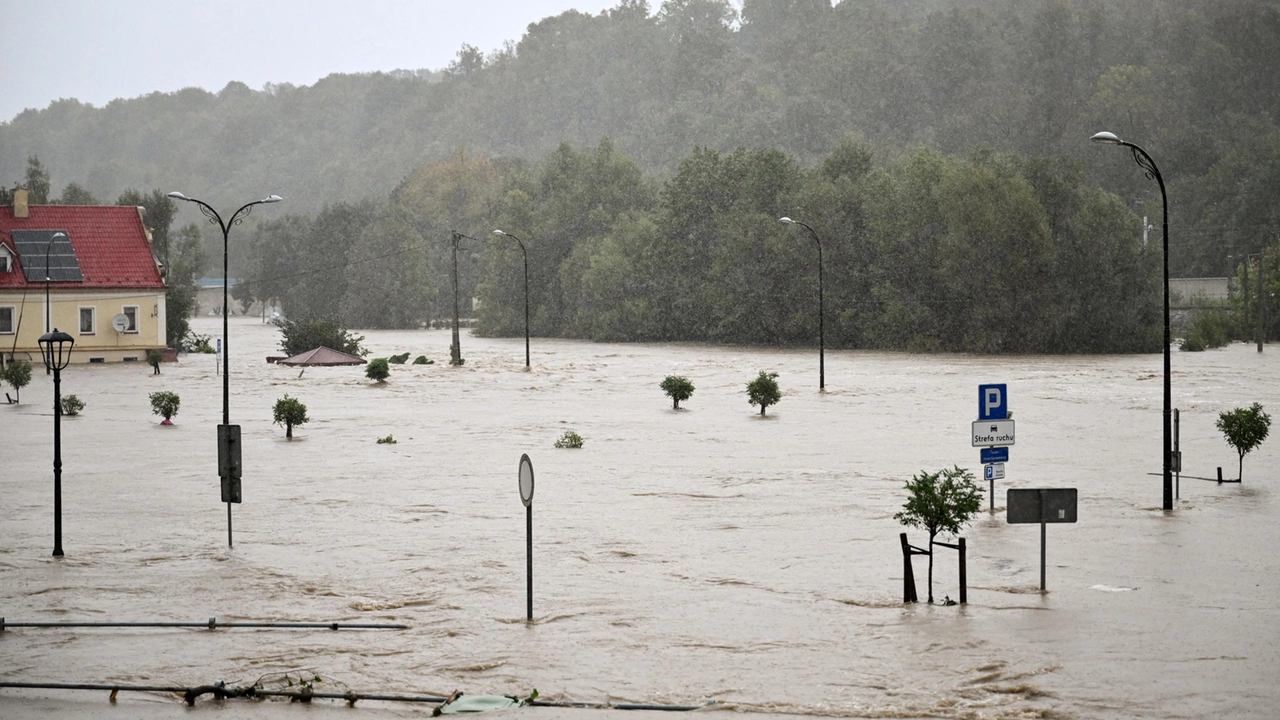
[1007,488,1077,524]
[980,447,1009,464]
[972,419,1015,447]
[984,463,1005,481]
[978,383,1008,420]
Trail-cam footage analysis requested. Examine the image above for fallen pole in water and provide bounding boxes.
[0,618,409,631]
[0,681,712,711]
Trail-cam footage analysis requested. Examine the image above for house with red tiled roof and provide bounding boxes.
[1,189,167,364]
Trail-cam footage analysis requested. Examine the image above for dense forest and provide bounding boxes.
[3,0,1278,351]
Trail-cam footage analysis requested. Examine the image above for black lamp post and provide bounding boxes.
[167,192,281,426]
[1091,131,1173,511]
[42,232,67,375]
[493,230,530,368]
[38,329,74,557]
[780,217,825,390]
[168,191,282,545]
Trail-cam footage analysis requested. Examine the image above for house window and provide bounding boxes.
[79,307,96,335]
[0,306,13,334]
[123,305,139,333]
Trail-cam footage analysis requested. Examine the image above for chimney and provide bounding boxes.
[14,188,29,218]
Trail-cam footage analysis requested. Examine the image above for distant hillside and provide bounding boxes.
[2,0,1278,276]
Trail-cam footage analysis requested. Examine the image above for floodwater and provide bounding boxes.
[3,315,1279,720]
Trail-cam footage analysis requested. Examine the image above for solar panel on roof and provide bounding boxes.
[12,229,84,282]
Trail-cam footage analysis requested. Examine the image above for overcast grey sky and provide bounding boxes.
[0,0,631,123]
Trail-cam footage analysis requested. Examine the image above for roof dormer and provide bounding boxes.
[0,242,14,273]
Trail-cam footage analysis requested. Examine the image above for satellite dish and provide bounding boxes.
[111,314,130,333]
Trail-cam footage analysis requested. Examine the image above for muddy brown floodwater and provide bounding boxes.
[3,315,1279,719]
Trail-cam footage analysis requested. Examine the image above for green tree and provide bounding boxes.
[59,182,99,205]
[746,371,781,416]
[60,394,85,416]
[278,319,366,358]
[23,155,51,204]
[146,349,163,374]
[149,391,180,424]
[2,359,33,404]
[1216,403,1272,481]
[273,394,309,439]
[893,466,983,603]
[163,223,206,348]
[365,358,390,383]
[660,375,695,409]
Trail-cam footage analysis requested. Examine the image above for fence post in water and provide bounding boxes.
[1217,466,1223,485]
[899,533,918,603]
[958,537,967,604]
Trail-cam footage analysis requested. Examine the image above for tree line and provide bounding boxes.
[233,139,1162,354]
[1,0,1278,278]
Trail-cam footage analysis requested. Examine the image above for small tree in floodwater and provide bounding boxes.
[894,466,983,603]
[2,358,32,403]
[273,394,309,439]
[1216,403,1271,481]
[747,371,781,416]
[661,375,695,409]
[149,391,181,425]
[365,358,390,383]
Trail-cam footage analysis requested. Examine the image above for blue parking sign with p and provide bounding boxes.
[979,384,1007,421]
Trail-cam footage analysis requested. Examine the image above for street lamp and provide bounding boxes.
[780,217,825,390]
[42,232,67,375]
[1090,131,1173,511]
[493,230,530,368]
[168,191,282,545]
[38,328,74,557]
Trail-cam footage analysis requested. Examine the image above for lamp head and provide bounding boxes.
[1090,131,1123,145]
[261,195,283,204]
[37,329,75,371]
[167,191,189,200]
[779,217,794,224]
[493,229,506,236]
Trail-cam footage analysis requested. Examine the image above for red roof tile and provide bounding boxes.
[0,205,165,290]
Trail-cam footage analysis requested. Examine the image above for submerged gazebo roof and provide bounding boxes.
[278,346,367,366]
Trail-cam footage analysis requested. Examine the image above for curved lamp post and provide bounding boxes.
[1090,131,1172,511]
[780,217,825,390]
[38,328,74,556]
[168,191,282,545]
[493,230,530,368]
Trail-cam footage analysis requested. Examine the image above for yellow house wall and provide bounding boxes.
[0,289,166,364]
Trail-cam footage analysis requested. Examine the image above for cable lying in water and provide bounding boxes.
[0,617,409,631]
[0,681,712,711]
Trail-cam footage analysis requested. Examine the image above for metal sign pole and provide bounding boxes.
[526,504,533,621]
[518,454,535,622]
[1007,488,1077,594]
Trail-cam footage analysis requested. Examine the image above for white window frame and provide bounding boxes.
[0,305,14,334]
[122,305,139,333]
[79,306,96,335]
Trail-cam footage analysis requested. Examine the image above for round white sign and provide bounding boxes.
[518,454,534,507]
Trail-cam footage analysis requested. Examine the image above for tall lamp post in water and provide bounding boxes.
[41,232,69,375]
[1090,131,1173,511]
[168,191,283,544]
[38,329,74,556]
[780,217,825,390]
[492,230,530,368]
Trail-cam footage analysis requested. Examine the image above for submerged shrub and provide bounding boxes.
[555,430,584,448]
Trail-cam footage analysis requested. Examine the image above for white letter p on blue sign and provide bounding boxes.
[979,383,1007,420]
